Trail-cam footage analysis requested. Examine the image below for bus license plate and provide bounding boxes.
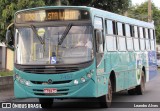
[43,88,57,93]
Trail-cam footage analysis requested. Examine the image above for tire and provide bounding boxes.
[128,88,136,95]
[99,79,112,108]
[135,71,145,95]
[39,98,53,108]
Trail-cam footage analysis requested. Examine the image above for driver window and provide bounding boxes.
[95,30,104,53]
[94,16,104,53]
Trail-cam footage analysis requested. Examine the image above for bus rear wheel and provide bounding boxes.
[99,79,112,108]
[39,98,53,108]
[135,71,145,95]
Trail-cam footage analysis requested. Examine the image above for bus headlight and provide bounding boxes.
[74,80,79,85]
[14,73,31,86]
[15,74,20,80]
[19,78,25,84]
[25,81,30,86]
[87,73,92,78]
[81,77,86,83]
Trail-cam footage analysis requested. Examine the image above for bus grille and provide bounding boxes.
[19,67,79,74]
[31,80,72,84]
[15,61,92,74]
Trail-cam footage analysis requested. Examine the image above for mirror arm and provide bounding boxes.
[7,23,14,30]
[5,23,14,50]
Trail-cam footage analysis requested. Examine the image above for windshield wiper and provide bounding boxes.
[30,25,44,44]
[58,23,72,45]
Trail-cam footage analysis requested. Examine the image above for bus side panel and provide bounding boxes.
[148,51,157,80]
[110,52,127,91]
[128,52,137,88]
[96,54,108,97]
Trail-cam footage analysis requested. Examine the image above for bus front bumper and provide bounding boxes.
[14,78,97,98]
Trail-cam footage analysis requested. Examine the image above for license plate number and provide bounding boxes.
[43,88,57,93]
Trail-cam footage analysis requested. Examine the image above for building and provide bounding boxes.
[0,43,13,71]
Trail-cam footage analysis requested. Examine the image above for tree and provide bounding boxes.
[127,2,160,43]
[45,0,69,6]
[0,0,45,42]
[68,0,131,14]
[45,0,131,14]
[91,0,131,14]
[68,0,92,6]
[0,0,11,41]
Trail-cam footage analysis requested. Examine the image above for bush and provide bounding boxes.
[0,71,13,77]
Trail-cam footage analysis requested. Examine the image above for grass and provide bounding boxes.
[0,71,13,77]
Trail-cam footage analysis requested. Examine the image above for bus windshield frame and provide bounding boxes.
[14,21,94,65]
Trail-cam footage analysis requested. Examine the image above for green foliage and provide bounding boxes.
[68,0,92,6]
[0,0,45,42]
[128,2,160,43]
[68,0,131,14]
[0,71,13,77]
[90,0,131,14]
[156,26,160,43]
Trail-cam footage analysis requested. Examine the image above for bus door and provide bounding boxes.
[94,17,104,70]
[94,16,106,95]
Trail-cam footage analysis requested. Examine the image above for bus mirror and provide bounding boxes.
[6,30,12,44]
[5,29,14,50]
[5,23,14,50]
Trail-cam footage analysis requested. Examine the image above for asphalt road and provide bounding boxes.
[1,71,160,111]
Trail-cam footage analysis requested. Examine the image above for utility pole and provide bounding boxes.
[148,0,152,22]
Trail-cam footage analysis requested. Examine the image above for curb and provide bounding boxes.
[0,76,13,90]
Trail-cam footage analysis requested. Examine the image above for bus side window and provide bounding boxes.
[133,26,140,51]
[145,28,150,50]
[106,20,117,51]
[139,27,145,50]
[150,29,155,50]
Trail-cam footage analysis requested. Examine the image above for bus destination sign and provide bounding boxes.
[16,9,90,23]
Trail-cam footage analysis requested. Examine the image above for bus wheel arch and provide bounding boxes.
[142,66,146,83]
[98,71,116,108]
[110,71,116,92]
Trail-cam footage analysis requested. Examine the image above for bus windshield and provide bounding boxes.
[16,25,93,65]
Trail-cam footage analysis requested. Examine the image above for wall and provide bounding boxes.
[0,76,13,90]
[6,48,13,71]
[2,47,6,70]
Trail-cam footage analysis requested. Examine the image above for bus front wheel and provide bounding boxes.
[99,79,112,108]
[39,98,53,108]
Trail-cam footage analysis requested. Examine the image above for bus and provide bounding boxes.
[6,6,157,108]
[156,45,160,67]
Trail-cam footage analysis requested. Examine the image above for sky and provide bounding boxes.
[132,0,160,8]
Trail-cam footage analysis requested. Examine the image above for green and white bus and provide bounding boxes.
[6,6,157,108]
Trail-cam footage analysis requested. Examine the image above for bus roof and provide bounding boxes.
[15,6,154,29]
